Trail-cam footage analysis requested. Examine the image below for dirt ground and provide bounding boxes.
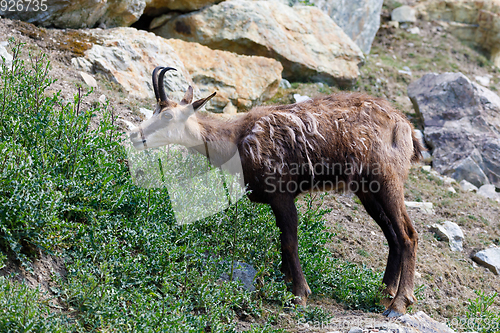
[1,6,500,331]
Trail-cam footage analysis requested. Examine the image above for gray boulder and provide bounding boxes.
[398,311,456,333]
[392,5,417,23]
[472,247,500,275]
[297,0,384,54]
[477,184,500,201]
[408,72,500,188]
[0,0,145,28]
[153,0,364,86]
[459,179,478,192]
[430,221,464,252]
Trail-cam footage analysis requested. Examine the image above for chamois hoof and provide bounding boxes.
[292,295,308,306]
[382,308,404,318]
[292,285,311,306]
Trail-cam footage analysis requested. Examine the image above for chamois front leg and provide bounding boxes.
[270,195,311,305]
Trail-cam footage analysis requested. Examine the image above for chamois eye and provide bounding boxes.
[161,112,173,120]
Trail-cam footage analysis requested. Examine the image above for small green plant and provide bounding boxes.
[449,291,500,333]
[0,277,74,332]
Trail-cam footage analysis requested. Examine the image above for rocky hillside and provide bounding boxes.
[1,0,500,332]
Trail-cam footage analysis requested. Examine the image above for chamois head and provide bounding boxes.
[129,66,216,150]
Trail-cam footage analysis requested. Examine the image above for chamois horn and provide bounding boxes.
[158,67,177,103]
[152,66,164,102]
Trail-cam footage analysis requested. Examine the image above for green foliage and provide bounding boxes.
[450,291,500,333]
[0,277,74,332]
[0,39,123,268]
[0,41,385,331]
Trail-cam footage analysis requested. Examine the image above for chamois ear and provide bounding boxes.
[180,86,194,105]
[192,92,216,111]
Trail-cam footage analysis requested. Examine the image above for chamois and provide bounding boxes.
[129,66,424,317]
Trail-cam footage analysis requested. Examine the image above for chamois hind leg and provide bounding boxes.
[270,195,311,305]
[356,190,402,308]
[371,182,418,317]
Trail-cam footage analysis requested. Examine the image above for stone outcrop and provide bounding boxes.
[430,221,464,252]
[166,39,282,112]
[292,0,384,54]
[398,311,456,333]
[153,0,364,86]
[144,0,223,15]
[72,28,198,100]
[408,72,500,188]
[0,41,13,71]
[472,247,500,275]
[416,0,500,67]
[71,28,281,111]
[392,5,418,23]
[0,0,145,28]
[477,184,500,201]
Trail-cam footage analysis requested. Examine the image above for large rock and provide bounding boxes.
[430,221,464,252]
[472,247,500,275]
[166,39,282,112]
[477,184,500,201]
[145,0,223,15]
[220,261,257,291]
[153,0,364,86]
[416,0,500,68]
[408,72,500,188]
[72,28,197,100]
[392,5,418,23]
[72,28,281,111]
[293,0,384,54]
[0,0,145,28]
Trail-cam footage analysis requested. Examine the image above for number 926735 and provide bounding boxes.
[1,0,48,12]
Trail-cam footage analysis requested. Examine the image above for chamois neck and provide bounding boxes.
[190,112,244,166]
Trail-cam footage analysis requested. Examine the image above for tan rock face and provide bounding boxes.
[417,0,500,67]
[72,27,281,112]
[72,28,197,100]
[153,0,364,86]
[166,39,283,112]
[0,0,145,28]
[144,0,223,15]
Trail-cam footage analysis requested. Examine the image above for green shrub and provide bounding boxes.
[450,291,500,333]
[0,277,74,332]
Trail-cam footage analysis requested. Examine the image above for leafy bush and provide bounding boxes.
[0,39,123,267]
[0,40,384,331]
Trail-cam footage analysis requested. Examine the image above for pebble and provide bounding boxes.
[99,94,107,104]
